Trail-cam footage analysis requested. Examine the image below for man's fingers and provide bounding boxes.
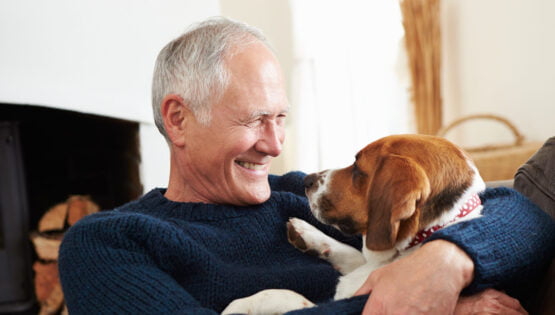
[483,289,528,314]
[455,289,528,315]
[354,277,373,296]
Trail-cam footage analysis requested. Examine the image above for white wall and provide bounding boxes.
[442,0,555,147]
[3,0,552,186]
[0,0,219,123]
[0,0,220,192]
[222,0,555,172]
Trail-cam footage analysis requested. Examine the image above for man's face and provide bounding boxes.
[180,42,289,205]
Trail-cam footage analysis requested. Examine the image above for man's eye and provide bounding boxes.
[245,118,263,127]
[277,114,287,126]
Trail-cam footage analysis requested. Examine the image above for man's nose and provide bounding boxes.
[257,121,284,157]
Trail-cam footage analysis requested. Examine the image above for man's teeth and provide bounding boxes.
[237,161,265,170]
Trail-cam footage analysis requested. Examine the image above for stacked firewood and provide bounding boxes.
[30,195,99,315]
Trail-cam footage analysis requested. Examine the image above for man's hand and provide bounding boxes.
[355,240,474,314]
[455,289,528,315]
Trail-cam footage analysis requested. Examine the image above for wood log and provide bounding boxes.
[33,261,65,315]
[39,282,64,315]
[30,232,64,261]
[66,195,99,226]
[30,195,98,315]
[37,195,99,234]
[33,261,59,303]
[38,202,68,233]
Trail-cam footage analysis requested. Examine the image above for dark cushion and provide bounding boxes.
[514,136,555,220]
[513,136,555,315]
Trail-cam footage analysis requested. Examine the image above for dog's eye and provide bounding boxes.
[352,163,366,182]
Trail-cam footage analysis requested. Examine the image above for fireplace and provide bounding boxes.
[0,104,143,313]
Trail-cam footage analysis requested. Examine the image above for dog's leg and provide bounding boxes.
[287,218,366,275]
[221,289,314,315]
[334,263,376,300]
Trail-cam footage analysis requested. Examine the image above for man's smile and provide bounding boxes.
[235,160,267,171]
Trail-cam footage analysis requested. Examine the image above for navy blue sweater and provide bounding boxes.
[59,172,555,314]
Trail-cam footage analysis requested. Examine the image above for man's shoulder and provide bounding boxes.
[269,171,307,196]
[481,187,542,214]
[63,188,172,237]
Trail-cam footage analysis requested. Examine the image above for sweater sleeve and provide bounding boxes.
[58,213,219,315]
[424,188,555,298]
[269,171,307,197]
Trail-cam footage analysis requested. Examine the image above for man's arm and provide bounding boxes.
[427,188,555,295]
[59,214,220,314]
[355,240,473,314]
[353,187,555,314]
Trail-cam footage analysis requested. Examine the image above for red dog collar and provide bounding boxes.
[405,194,482,250]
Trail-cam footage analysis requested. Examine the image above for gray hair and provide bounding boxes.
[151,17,269,139]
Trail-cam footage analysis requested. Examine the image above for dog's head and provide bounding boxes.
[304,134,484,251]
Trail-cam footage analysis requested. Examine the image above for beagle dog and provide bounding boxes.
[222,134,486,314]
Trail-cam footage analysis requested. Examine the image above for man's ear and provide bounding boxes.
[160,94,191,147]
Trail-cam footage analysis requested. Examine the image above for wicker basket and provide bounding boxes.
[437,114,543,181]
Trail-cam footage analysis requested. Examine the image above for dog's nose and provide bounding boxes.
[304,173,318,189]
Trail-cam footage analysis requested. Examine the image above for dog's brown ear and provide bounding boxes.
[365,154,431,251]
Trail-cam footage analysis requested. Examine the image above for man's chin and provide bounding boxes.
[240,184,271,205]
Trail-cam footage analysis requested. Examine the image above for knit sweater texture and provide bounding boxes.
[59,172,555,314]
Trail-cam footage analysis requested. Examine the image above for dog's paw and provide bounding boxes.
[287,218,332,258]
[287,218,366,275]
[221,289,314,315]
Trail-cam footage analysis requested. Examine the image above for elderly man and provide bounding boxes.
[59,17,554,314]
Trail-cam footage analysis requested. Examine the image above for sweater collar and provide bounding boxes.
[134,188,284,221]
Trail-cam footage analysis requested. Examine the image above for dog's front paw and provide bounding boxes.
[287,218,366,275]
[287,218,331,258]
[221,289,314,315]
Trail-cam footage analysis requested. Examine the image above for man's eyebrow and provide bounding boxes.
[246,108,289,120]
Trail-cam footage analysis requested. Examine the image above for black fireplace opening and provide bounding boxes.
[0,103,143,313]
